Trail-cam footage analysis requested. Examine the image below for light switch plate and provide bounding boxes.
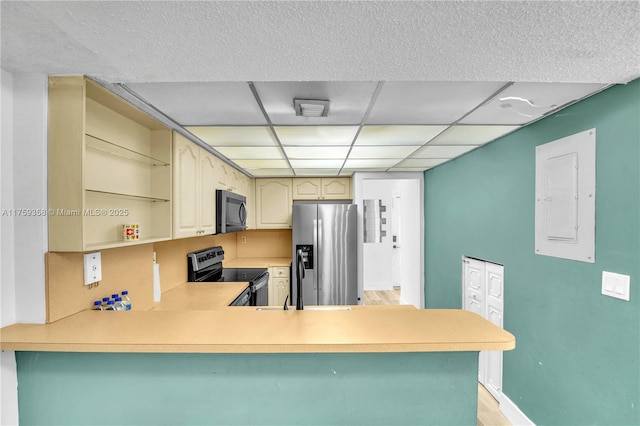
[601,271,630,301]
[83,252,102,285]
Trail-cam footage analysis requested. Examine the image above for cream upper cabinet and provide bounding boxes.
[48,76,173,251]
[321,178,351,199]
[173,137,199,238]
[216,160,243,193]
[292,177,351,200]
[216,160,232,191]
[255,178,293,229]
[292,178,321,200]
[198,150,217,235]
[173,133,216,239]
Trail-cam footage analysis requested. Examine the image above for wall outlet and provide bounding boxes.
[83,252,102,285]
[601,271,630,301]
[241,236,247,244]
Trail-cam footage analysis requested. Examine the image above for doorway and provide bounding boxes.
[353,172,424,308]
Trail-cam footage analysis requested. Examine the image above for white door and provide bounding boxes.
[391,195,402,290]
[485,262,504,400]
[463,258,487,384]
[463,257,504,399]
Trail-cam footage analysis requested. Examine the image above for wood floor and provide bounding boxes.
[477,384,511,426]
[363,288,401,305]
[363,289,511,426]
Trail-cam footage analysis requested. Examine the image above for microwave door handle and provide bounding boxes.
[239,202,247,225]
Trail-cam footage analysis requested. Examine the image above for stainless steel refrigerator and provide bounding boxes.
[292,203,358,306]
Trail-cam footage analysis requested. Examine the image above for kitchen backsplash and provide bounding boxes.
[45,244,155,323]
[236,229,292,258]
[45,230,293,322]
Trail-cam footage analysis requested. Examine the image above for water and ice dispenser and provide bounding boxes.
[296,244,314,269]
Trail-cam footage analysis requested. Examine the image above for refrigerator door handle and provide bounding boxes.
[313,219,318,291]
[317,219,323,290]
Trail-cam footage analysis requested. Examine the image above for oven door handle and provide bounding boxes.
[252,275,269,291]
[240,292,250,305]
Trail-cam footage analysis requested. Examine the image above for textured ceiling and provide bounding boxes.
[1,1,638,177]
[2,1,639,83]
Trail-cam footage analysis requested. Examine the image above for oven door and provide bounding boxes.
[250,273,270,306]
[229,286,251,306]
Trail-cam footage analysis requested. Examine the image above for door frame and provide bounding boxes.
[352,172,425,308]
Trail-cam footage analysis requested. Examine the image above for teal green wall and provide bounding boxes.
[17,351,478,425]
[424,80,639,425]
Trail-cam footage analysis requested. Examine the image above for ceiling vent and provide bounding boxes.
[294,99,330,117]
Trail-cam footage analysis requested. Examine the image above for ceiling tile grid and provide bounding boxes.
[171,81,610,177]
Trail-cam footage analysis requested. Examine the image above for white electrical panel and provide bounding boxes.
[83,252,102,285]
[535,129,596,262]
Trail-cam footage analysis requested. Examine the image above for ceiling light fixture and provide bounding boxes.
[498,96,558,118]
[294,99,330,117]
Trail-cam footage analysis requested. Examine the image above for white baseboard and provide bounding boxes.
[363,282,394,291]
[399,297,409,305]
[499,391,535,426]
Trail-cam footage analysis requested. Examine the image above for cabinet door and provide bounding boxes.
[255,179,293,228]
[173,135,199,239]
[229,169,241,192]
[216,161,231,191]
[273,278,290,307]
[321,178,351,200]
[199,150,217,235]
[292,178,321,200]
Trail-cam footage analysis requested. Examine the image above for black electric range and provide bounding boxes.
[187,246,269,306]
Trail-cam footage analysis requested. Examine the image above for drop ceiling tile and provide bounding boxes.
[188,126,277,146]
[126,82,266,125]
[429,125,519,145]
[366,82,507,125]
[233,159,290,169]
[339,168,388,176]
[284,146,350,159]
[348,146,418,159]
[396,158,449,168]
[289,159,344,169]
[387,167,431,172]
[294,169,342,176]
[245,169,294,177]
[460,82,608,125]
[343,159,399,168]
[411,145,478,159]
[255,82,378,125]
[275,126,358,146]
[214,146,284,160]
[356,125,447,145]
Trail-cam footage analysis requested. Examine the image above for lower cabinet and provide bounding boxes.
[268,266,290,306]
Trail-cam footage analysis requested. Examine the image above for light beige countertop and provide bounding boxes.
[224,257,291,268]
[0,306,515,354]
[1,258,515,354]
[153,282,249,311]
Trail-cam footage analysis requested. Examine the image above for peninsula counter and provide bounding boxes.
[1,287,514,425]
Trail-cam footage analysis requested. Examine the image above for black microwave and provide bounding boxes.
[216,189,247,234]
